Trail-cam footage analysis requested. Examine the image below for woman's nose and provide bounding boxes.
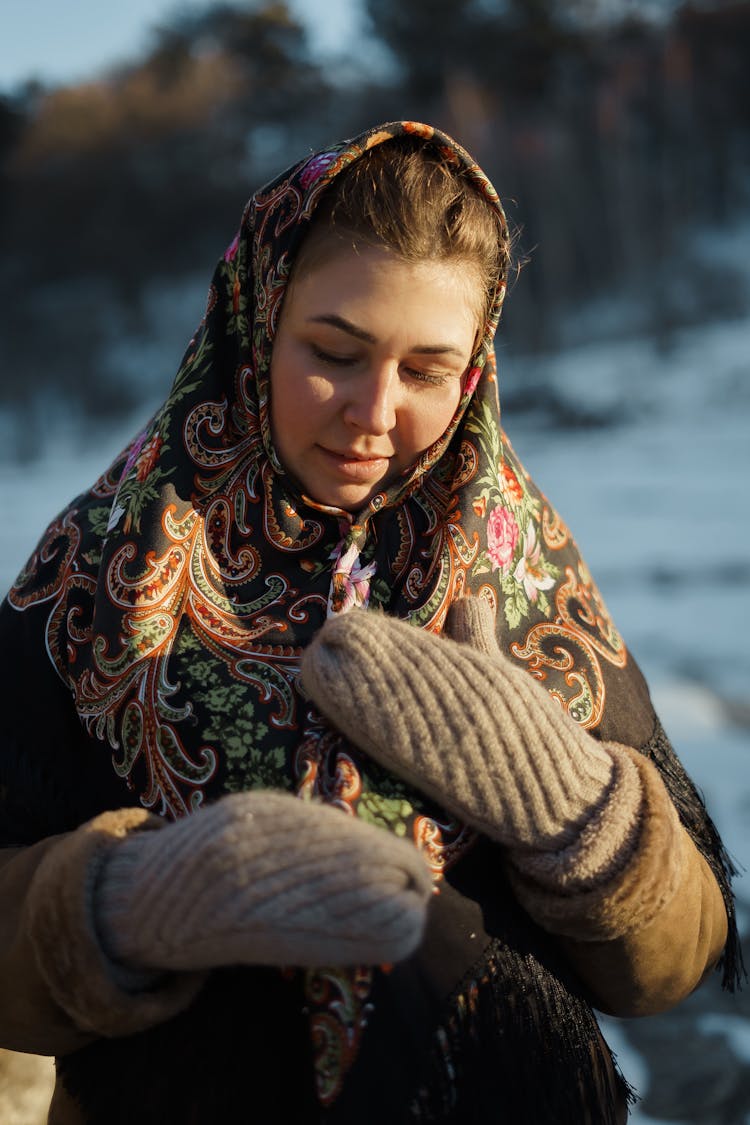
[343,364,398,435]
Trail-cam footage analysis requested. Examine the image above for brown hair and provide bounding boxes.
[293,137,510,331]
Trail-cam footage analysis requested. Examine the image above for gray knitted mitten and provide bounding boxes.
[95,790,433,972]
[301,600,645,889]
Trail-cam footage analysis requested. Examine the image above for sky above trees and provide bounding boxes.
[1,0,694,92]
[0,0,360,91]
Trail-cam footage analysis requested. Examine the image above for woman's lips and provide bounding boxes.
[318,446,391,480]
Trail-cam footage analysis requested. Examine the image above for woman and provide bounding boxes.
[0,121,740,1124]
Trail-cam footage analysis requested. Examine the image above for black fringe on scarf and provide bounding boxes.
[408,936,634,1125]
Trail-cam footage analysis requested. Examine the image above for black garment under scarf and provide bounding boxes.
[2,121,742,1123]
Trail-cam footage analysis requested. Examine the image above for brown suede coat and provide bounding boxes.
[0,746,728,1124]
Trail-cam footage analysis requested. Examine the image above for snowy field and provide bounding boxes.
[1,255,748,1121]
[504,317,750,1124]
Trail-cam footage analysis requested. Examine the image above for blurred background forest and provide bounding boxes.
[1,3,749,1124]
[1,0,749,447]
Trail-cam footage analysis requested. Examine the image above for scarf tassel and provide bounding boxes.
[409,940,635,1124]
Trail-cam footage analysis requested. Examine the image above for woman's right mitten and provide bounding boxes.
[95,790,433,973]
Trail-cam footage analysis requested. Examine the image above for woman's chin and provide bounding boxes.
[304,481,386,512]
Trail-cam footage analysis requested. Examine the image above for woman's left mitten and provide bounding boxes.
[301,603,643,858]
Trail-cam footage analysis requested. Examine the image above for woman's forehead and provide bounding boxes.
[280,244,483,348]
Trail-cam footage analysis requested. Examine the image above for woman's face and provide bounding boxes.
[270,245,479,511]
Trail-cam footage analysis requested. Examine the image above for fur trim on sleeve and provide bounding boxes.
[25,808,205,1038]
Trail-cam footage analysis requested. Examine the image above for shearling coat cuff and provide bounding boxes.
[507,745,685,942]
[25,808,205,1038]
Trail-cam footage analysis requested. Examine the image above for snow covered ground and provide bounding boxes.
[504,315,750,1124]
[1,238,748,1121]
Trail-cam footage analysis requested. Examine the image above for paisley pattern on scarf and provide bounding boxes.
[303,964,375,1106]
[7,121,663,1109]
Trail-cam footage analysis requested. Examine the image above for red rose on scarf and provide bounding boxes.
[487,504,519,573]
[465,366,482,396]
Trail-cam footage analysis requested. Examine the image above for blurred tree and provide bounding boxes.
[0,94,25,166]
[0,1,334,411]
[364,0,581,106]
[7,1,335,274]
[0,93,26,230]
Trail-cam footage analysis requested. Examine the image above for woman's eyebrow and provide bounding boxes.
[308,314,465,357]
[411,344,465,357]
[308,314,376,344]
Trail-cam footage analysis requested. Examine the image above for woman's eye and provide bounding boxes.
[309,346,450,386]
[406,368,450,387]
[311,346,355,367]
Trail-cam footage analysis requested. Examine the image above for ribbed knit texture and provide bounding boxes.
[301,600,645,885]
[95,790,433,973]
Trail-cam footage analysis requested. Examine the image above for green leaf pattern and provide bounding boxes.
[176,630,288,792]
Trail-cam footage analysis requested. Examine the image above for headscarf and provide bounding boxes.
[6,121,740,1122]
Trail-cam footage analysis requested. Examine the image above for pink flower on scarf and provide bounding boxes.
[486,504,519,574]
[327,539,378,616]
[121,429,148,481]
[299,152,339,190]
[464,365,482,396]
[223,232,240,262]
